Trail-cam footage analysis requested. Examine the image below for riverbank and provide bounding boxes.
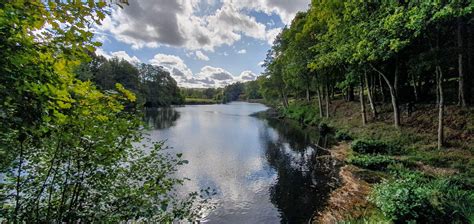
[184,98,218,105]
[184,98,266,105]
[260,99,474,223]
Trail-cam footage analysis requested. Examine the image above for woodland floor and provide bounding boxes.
[309,99,473,223]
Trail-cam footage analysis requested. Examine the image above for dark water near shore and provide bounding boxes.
[144,102,339,223]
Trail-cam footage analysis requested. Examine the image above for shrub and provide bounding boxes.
[335,130,352,140]
[348,154,396,171]
[370,172,437,222]
[351,139,402,155]
[370,171,474,223]
[318,121,331,134]
[283,102,320,126]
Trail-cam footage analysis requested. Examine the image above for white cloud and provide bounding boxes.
[195,50,210,61]
[149,54,193,82]
[223,0,310,24]
[236,70,258,82]
[237,49,247,54]
[148,53,258,88]
[98,0,296,50]
[95,49,141,64]
[258,61,265,66]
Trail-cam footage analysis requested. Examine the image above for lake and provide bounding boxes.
[143,102,340,224]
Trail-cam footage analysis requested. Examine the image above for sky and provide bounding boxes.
[95,0,311,88]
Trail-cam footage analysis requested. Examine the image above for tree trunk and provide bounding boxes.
[437,66,444,149]
[370,64,400,128]
[458,17,466,107]
[327,82,332,104]
[280,91,288,109]
[360,76,367,125]
[317,86,323,117]
[411,73,419,102]
[347,85,354,101]
[365,70,377,118]
[325,85,329,118]
[436,67,439,107]
[379,74,386,103]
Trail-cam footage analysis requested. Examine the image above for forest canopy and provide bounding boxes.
[258,0,473,149]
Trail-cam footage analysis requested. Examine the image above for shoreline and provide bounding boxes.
[311,143,373,224]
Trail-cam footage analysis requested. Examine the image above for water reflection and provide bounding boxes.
[261,119,340,223]
[144,107,180,129]
[143,102,340,223]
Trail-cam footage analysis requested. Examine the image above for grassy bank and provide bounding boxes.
[272,98,473,223]
[184,98,219,105]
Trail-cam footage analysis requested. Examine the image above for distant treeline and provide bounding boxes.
[181,80,262,103]
[76,55,184,107]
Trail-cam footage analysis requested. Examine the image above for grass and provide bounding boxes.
[184,98,218,105]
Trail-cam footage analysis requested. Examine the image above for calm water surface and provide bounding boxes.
[144,102,339,224]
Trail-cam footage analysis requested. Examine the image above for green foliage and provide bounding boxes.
[351,139,403,155]
[76,56,184,107]
[138,63,184,106]
[222,82,244,103]
[370,171,474,223]
[0,1,205,222]
[348,154,397,171]
[335,130,352,141]
[243,80,262,100]
[283,101,321,126]
[181,88,222,101]
[184,98,217,105]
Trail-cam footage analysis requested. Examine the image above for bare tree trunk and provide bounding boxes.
[458,17,466,107]
[411,73,419,102]
[317,86,323,117]
[370,64,400,128]
[436,68,439,107]
[360,76,367,125]
[370,74,376,100]
[347,85,354,101]
[365,70,377,118]
[379,74,386,103]
[437,66,444,149]
[325,85,329,118]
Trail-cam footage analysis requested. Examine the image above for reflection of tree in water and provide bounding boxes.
[260,119,341,224]
[144,107,180,129]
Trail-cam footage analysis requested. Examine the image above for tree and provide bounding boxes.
[0,1,205,222]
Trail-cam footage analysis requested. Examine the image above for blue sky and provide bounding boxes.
[95,0,310,88]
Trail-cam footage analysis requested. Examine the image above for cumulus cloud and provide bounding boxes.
[98,0,302,50]
[237,49,247,54]
[223,0,310,24]
[149,53,193,83]
[95,49,141,64]
[148,53,258,88]
[197,66,234,81]
[195,50,210,61]
[236,70,258,82]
